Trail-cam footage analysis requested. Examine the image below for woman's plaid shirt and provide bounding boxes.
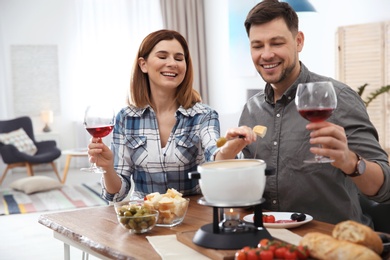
[102,102,220,201]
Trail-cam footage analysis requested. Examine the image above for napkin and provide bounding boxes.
[267,228,302,246]
[146,235,211,260]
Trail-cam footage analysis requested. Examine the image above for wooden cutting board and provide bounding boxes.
[176,230,237,260]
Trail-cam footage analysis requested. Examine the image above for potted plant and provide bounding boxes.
[357,84,390,107]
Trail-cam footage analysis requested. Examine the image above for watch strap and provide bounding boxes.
[347,153,363,177]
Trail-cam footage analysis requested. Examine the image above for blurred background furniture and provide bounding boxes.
[61,148,88,184]
[359,194,390,233]
[0,116,61,185]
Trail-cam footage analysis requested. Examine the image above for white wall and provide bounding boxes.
[1,0,390,152]
[0,0,78,149]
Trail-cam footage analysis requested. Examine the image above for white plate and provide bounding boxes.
[243,212,313,229]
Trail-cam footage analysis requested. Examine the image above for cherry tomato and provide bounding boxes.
[242,246,252,252]
[284,249,298,260]
[258,238,270,248]
[275,246,288,259]
[272,240,282,247]
[265,215,275,223]
[259,249,274,260]
[246,249,258,260]
[235,250,247,260]
[267,244,277,254]
[296,245,310,259]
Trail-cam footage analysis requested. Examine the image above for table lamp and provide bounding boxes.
[41,110,53,132]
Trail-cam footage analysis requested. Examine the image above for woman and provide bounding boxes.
[87,29,220,201]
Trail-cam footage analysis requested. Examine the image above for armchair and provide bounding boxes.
[0,116,62,185]
[359,194,390,233]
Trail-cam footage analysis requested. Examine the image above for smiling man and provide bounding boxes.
[217,0,390,227]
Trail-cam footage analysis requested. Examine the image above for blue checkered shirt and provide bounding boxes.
[102,102,220,201]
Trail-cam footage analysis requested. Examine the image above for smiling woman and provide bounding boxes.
[85,29,221,203]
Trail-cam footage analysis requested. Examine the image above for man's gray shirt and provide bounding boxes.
[239,63,390,226]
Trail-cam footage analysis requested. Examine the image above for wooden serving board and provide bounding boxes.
[176,230,237,260]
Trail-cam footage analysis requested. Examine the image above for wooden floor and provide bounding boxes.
[0,168,103,260]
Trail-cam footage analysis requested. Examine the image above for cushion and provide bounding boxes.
[0,128,37,155]
[10,176,62,194]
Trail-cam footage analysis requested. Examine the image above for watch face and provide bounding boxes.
[357,158,366,174]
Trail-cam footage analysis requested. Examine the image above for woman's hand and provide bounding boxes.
[215,126,257,160]
[87,137,114,170]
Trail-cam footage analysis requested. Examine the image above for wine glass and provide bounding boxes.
[80,105,115,173]
[295,81,337,163]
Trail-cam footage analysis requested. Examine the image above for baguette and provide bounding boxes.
[332,220,383,255]
[300,232,381,260]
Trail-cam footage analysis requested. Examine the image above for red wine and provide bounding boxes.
[86,125,114,138]
[299,108,334,122]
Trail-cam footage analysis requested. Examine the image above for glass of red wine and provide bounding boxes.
[295,81,337,163]
[80,105,115,173]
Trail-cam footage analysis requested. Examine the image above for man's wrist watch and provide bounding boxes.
[347,153,366,177]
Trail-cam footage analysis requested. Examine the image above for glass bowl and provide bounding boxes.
[114,200,159,234]
[144,197,190,227]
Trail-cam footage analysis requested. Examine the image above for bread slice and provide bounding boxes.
[300,232,381,260]
[158,196,175,211]
[332,220,383,255]
[172,197,189,217]
[143,200,154,211]
[253,125,267,138]
[145,192,160,201]
[166,188,182,198]
[161,211,175,224]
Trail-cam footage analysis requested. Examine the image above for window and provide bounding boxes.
[336,21,390,151]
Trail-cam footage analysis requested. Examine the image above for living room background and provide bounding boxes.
[1,0,390,173]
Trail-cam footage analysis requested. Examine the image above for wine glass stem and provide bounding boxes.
[314,144,323,161]
[93,154,106,174]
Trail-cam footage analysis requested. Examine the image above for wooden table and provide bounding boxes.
[60,148,88,184]
[38,195,334,260]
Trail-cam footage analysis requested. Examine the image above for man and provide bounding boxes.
[216,0,390,226]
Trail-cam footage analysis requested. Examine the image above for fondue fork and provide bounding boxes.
[216,135,245,148]
[216,125,267,150]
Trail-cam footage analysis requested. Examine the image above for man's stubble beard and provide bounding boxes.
[258,57,298,85]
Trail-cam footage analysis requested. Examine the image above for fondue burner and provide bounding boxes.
[193,197,272,250]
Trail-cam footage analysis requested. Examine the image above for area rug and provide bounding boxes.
[0,182,108,215]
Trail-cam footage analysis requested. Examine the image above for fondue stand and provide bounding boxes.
[193,197,272,250]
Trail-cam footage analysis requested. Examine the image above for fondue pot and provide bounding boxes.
[189,159,271,205]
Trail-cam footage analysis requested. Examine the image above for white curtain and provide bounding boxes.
[0,6,8,119]
[0,8,6,174]
[160,0,209,103]
[69,0,163,115]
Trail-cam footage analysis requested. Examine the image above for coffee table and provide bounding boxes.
[61,148,88,184]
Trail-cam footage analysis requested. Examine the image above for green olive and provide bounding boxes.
[120,218,128,225]
[117,203,158,232]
